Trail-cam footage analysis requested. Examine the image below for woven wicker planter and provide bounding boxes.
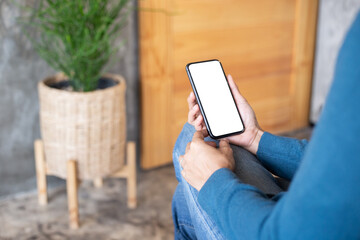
[38,73,126,180]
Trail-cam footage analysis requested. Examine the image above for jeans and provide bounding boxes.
[172,123,284,240]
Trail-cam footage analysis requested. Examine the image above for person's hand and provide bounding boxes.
[179,130,235,191]
[187,91,206,131]
[186,74,263,154]
[224,75,263,154]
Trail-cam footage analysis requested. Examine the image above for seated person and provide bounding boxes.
[172,12,360,240]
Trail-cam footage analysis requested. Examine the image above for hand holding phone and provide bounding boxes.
[186,60,263,153]
[186,60,245,139]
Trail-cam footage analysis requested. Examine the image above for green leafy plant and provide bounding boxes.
[22,0,131,92]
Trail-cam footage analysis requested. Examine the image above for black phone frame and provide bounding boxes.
[185,59,245,139]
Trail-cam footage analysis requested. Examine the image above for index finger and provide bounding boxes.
[187,92,197,110]
[219,139,230,149]
[192,129,209,142]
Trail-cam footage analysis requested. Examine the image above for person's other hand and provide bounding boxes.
[179,130,235,191]
[225,75,263,154]
[187,91,206,131]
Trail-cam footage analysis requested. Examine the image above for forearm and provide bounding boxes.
[256,132,307,180]
[198,168,275,239]
[198,164,360,240]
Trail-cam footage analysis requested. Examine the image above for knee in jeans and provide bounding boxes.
[172,123,196,181]
[173,123,196,155]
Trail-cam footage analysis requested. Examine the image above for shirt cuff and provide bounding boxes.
[257,132,275,157]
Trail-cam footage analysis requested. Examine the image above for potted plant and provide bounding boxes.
[23,0,131,179]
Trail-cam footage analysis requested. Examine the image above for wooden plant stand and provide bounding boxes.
[34,139,137,229]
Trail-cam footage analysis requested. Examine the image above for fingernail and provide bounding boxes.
[193,104,197,110]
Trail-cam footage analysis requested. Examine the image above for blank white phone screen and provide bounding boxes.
[189,61,244,137]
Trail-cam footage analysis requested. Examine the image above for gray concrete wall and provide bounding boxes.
[311,0,360,122]
[0,0,139,197]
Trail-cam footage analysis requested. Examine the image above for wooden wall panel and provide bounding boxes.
[139,0,318,169]
[139,0,173,168]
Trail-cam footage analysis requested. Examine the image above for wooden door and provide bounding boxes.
[139,0,318,169]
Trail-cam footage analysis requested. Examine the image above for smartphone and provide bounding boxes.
[186,59,245,139]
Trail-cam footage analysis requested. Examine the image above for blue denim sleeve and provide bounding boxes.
[198,11,360,240]
[257,132,308,180]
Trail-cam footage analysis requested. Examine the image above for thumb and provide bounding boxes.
[227,74,247,104]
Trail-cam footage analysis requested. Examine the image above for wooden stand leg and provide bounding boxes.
[93,178,103,188]
[34,140,47,205]
[67,160,79,229]
[127,142,137,209]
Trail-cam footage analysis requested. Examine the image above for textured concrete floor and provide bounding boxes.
[0,127,312,240]
[0,166,177,240]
